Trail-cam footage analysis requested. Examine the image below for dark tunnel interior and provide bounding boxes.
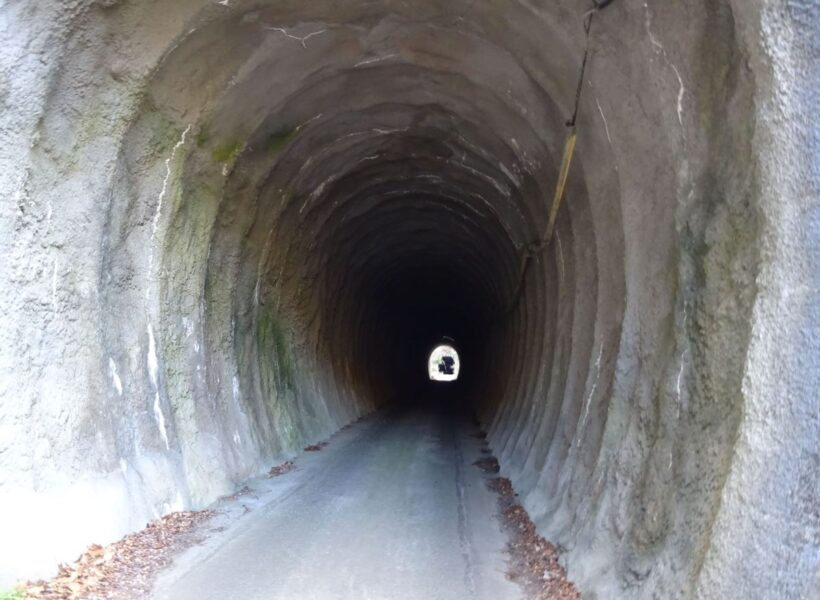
[253,102,531,418]
[324,184,515,409]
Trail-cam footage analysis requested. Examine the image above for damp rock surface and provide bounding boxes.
[0,1,818,598]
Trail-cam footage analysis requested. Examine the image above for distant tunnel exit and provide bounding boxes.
[428,345,460,382]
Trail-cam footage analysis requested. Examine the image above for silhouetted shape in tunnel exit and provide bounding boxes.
[428,344,460,381]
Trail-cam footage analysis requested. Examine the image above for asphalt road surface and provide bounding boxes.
[152,407,521,600]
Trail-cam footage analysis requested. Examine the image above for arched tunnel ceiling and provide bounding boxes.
[0,0,817,598]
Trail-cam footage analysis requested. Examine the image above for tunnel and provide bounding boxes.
[0,0,818,598]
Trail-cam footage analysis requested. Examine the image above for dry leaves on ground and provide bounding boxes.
[19,510,214,600]
[223,485,253,500]
[268,461,296,477]
[473,456,500,474]
[488,476,581,600]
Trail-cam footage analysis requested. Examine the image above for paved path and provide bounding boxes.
[152,407,520,600]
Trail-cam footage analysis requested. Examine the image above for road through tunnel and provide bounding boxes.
[0,0,817,598]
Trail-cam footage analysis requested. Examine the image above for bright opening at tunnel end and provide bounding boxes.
[428,345,460,381]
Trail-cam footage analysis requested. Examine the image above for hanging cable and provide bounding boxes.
[567,10,596,129]
[504,1,615,316]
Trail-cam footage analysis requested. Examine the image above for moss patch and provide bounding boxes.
[211,140,241,163]
[257,309,295,392]
[266,128,297,156]
[195,125,210,148]
[140,99,184,156]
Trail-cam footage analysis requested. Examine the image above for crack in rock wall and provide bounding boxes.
[0,0,817,597]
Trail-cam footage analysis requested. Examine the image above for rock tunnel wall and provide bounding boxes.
[0,0,817,597]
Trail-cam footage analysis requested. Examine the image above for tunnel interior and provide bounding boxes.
[103,3,750,589]
[319,151,514,408]
[1,0,817,598]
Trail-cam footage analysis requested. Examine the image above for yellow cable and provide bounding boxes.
[545,129,577,242]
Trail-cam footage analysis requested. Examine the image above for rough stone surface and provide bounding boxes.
[0,0,817,598]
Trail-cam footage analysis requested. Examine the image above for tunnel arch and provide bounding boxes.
[98,4,752,586]
[0,1,817,598]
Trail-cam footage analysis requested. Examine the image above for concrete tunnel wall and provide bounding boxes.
[0,0,817,597]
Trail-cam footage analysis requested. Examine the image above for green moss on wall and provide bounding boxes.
[256,308,295,392]
[212,140,241,163]
[139,97,185,157]
[266,128,297,156]
[196,125,210,148]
